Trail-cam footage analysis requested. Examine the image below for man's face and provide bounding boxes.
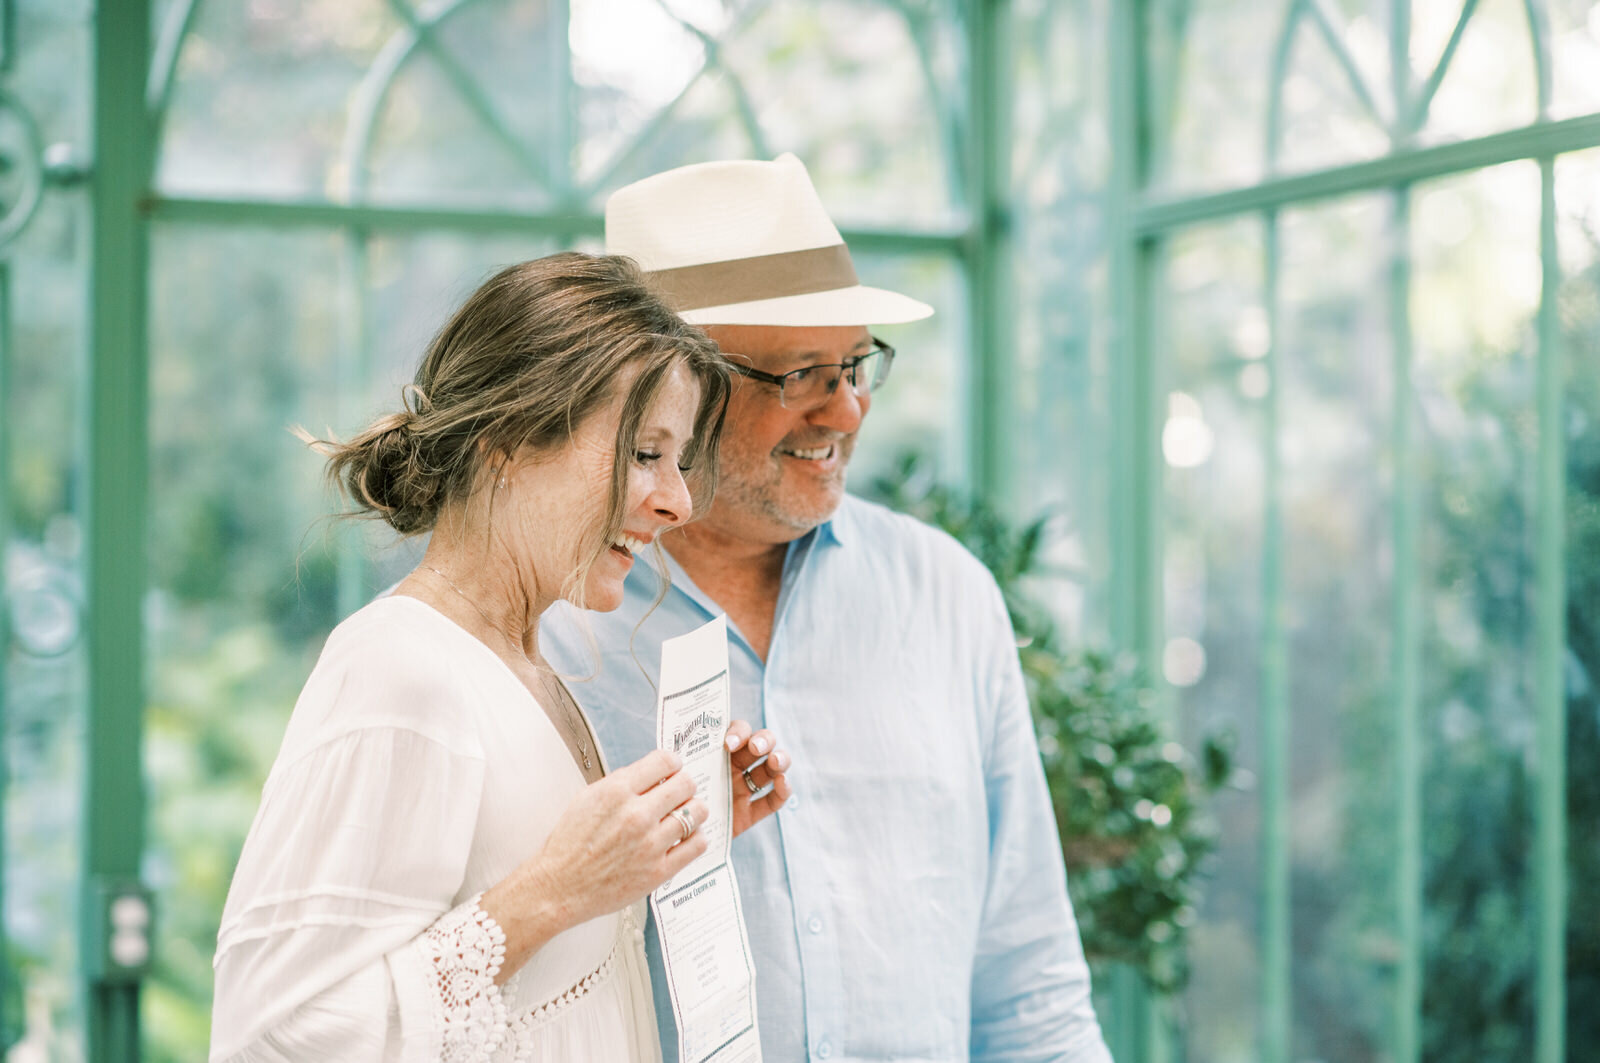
[700,324,875,546]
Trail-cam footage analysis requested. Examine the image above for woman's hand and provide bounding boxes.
[482,749,707,975]
[725,721,791,838]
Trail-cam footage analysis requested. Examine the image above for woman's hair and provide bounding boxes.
[312,252,729,606]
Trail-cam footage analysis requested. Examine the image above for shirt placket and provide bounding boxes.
[763,532,848,1062]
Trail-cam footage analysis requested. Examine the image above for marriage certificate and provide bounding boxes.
[652,615,763,1063]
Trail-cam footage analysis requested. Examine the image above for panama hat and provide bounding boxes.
[604,153,934,327]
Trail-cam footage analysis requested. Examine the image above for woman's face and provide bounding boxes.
[501,361,702,614]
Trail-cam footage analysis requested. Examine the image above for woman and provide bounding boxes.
[210,253,791,1061]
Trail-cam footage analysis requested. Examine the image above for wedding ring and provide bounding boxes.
[741,754,774,801]
[672,805,696,842]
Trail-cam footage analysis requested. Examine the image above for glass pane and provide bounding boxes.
[1011,0,1111,640]
[1162,216,1266,1063]
[1549,0,1600,120]
[1411,160,1542,1061]
[1277,194,1399,1063]
[362,1,567,209]
[4,198,90,1063]
[1418,0,1539,146]
[3,3,91,1055]
[1554,146,1600,1060]
[846,252,965,490]
[1274,8,1390,175]
[145,226,351,1059]
[1150,0,1410,189]
[570,0,714,187]
[576,65,761,204]
[157,0,401,200]
[715,0,964,229]
[1154,1,1589,190]
[1151,0,1276,191]
[162,0,966,221]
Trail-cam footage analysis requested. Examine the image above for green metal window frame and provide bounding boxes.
[85,3,155,1060]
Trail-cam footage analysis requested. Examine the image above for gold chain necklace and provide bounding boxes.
[420,563,595,772]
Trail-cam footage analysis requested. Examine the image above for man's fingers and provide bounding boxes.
[746,773,791,821]
[730,728,774,765]
[766,772,792,806]
[735,747,788,799]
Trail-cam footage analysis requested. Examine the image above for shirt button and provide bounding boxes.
[816,1041,832,1059]
[807,916,823,934]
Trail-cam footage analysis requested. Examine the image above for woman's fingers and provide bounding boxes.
[642,767,698,819]
[655,797,710,850]
[613,748,684,794]
[617,732,792,856]
[664,829,710,876]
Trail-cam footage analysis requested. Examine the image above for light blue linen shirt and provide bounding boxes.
[541,494,1112,1063]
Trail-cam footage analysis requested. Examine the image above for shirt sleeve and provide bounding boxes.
[968,578,1115,1063]
[209,723,513,1062]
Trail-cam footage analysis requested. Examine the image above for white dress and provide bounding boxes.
[210,595,661,1062]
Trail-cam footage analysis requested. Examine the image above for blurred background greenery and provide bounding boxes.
[2,0,1598,1060]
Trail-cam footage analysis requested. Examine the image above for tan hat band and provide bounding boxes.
[646,244,860,312]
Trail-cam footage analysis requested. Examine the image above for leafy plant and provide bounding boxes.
[871,453,1234,991]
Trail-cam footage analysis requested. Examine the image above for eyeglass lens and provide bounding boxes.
[780,346,889,408]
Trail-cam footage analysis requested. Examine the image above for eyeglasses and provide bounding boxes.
[723,337,896,410]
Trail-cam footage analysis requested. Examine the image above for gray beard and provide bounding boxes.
[719,463,847,536]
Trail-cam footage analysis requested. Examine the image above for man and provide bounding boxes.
[542,154,1111,1062]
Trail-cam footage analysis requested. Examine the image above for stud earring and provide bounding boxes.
[498,477,507,489]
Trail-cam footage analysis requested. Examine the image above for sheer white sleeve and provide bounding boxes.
[210,722,503,1062]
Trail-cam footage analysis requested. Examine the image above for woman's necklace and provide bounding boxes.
[420,563,595,773]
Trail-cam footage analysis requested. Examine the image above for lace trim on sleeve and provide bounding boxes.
[414,893,509,1061]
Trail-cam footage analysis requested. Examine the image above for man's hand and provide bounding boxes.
[725,721,792,837]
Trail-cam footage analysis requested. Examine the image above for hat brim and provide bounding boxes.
[677,285,935,327]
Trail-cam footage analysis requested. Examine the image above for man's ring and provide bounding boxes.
[742,754,774,801]
[672,806,696,842]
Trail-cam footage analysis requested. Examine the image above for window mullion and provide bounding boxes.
[1533,154,1566,1063]
[1388,183,1422,1063]
[85,0,155,1058]
[967,0,1011,503]
[1259,211,1291,1063]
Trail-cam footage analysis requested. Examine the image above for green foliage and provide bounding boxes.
[144,620,318,1063]
[1560,254,1600,1059]
[871,453,1234,992]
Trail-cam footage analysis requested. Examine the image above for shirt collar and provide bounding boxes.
[814,495,852,547]
[635,497,856,608]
